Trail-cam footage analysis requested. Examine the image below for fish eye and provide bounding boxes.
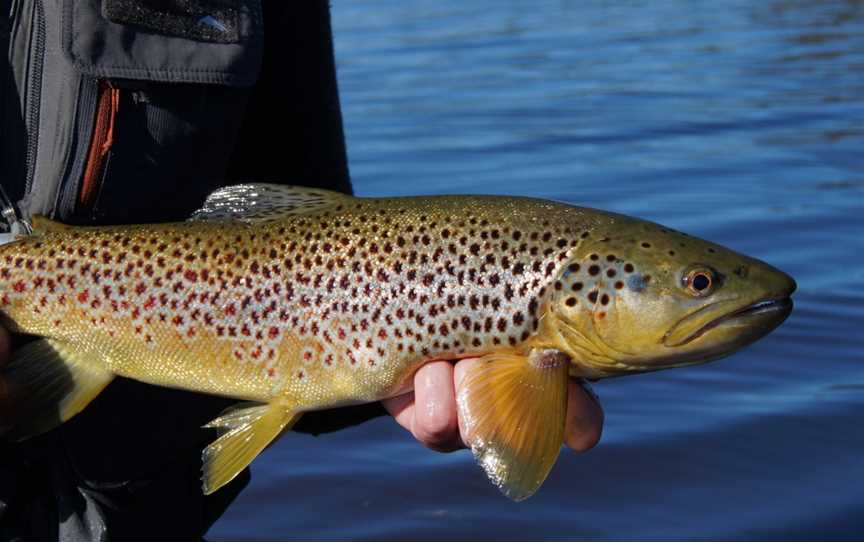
[683,267,715,297]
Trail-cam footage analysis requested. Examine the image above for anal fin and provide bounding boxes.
[201,401,302,494]
[0,338,114,440]
[456,348,570,501]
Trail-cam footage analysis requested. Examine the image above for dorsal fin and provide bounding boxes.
[189,184,352,223]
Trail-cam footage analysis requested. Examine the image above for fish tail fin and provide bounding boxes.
[0,338,114,440]
[456,348,570,501]
[201,401,302,494]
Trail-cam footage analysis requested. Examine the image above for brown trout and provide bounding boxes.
[0,184,795,500]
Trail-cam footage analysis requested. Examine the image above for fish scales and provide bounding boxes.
[0,185,795,499]
[0,196,600,406]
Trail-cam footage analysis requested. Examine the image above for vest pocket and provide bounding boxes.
[49,0,264,223]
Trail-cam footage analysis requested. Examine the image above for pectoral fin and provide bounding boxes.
[0,338,113,440]
[201,401,302,494]
[456,349,570,501]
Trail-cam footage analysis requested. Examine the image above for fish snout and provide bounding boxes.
[751,260,797,301]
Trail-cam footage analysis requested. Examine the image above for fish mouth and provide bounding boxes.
[664,296,794,348]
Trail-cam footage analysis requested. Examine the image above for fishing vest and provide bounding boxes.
[1,0,351,227]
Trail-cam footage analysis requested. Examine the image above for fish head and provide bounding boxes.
[544,216,796,377]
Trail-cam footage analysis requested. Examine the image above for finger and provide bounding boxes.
[411,361,462,452]
[381,391,416,432]
[563,379,604,452]
[0,326,9,367]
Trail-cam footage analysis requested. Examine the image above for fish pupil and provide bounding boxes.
[692,273,711,291]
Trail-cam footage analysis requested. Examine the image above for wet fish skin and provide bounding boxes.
[2,195,594,404]
[0,185,795,498]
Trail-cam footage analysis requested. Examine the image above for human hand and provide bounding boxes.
[382,358,604,453]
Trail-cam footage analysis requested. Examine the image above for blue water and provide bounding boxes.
[210,1,864,540]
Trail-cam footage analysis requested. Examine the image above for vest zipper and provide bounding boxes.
[22,0,46,196]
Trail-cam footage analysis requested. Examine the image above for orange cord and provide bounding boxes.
[79,81,120,208]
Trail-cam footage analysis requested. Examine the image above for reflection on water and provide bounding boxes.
[209,1,863,540]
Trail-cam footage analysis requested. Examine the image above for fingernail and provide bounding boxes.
[578,378,600,404]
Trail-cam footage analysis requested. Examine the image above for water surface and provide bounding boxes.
[211,1,863,540]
